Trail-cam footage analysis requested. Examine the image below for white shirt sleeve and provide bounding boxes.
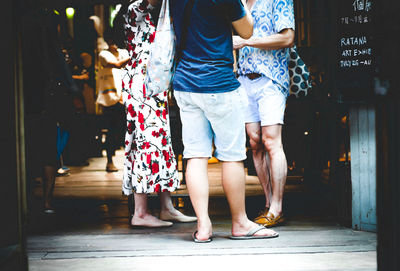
[99,50,116,67]
[118,49,130,60]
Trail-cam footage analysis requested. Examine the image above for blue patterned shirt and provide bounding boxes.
[237,0,295,96]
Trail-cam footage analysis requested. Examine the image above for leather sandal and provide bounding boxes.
[253,208,270,224]
[255,212,285,227]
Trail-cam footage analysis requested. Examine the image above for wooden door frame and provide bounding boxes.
[0,0,28,270]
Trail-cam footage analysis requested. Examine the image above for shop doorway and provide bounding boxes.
[12,0,382,270]
[19,0,356,230]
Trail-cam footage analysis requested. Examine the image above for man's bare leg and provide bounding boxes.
[246,123,272,209]
[222,161,277,237]
[264,152,273,204]
[262,124,287,217]
[185,158,212,241]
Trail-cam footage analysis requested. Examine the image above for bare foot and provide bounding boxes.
[195,218,213,241]
[160,209,197,222]
[232,220,277,237]
[131,213,173,228]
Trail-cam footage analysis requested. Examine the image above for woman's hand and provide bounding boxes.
[233,35,248,50]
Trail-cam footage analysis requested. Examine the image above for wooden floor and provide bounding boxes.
[28,219,377,271]
[34,149,305,200]
[28,150,377,271]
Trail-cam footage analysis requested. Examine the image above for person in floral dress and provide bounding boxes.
[120,0,196,227]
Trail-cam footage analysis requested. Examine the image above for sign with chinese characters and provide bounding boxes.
[337,0,374,102]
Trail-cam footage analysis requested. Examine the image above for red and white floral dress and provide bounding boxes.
[121,0,179,194]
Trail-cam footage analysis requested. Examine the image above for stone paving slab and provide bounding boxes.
[28,217,377,271]
[31,243,376,260]
[27,211,377,270]
[29,252,377,271]
[28,228,376,254]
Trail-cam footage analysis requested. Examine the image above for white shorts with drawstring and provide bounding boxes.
[238,75,287,126]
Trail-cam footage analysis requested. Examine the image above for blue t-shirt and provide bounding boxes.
[170,0,246,93]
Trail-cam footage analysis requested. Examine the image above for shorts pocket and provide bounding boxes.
[173,91,187,110]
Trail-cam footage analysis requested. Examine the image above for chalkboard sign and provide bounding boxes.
[337,0,374,102]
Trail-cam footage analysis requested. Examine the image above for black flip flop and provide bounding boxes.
[229,225,279,240]
[192,230,212,243]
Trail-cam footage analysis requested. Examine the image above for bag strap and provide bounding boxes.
[174,0,197,67]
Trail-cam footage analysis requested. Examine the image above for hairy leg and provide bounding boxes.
[185,158,212,241]
[222,161,277,237]
[246,123,272,208]
[262,124,287,217]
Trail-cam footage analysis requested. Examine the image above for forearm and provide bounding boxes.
[244,29,294,50]
[108,58,130,69]
[115,58,130,68]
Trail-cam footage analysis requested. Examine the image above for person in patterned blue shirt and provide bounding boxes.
[233,0,295,227]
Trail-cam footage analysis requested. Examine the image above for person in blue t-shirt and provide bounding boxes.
[233,0,295,228]
[170,0,279,242]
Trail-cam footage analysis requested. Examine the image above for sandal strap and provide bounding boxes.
[246,225,266,237]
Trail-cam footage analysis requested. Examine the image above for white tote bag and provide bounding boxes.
[96,67,122,107]
[144,0,175,97]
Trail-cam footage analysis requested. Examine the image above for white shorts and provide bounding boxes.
[238,75,287,126]
[174,88,247,162]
